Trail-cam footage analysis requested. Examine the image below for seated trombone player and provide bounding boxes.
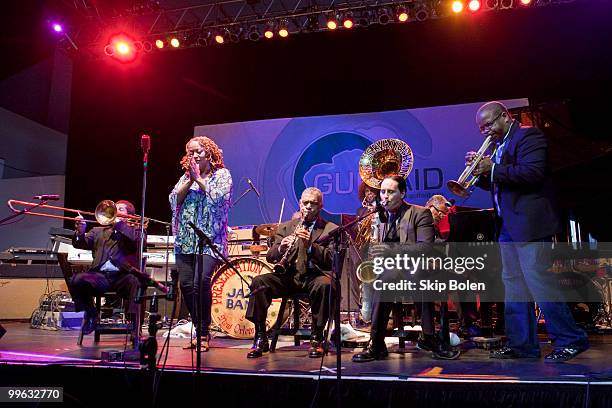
[71,200,144,336]
[245,187,337,359]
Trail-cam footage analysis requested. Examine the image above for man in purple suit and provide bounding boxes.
[468,101,589,362]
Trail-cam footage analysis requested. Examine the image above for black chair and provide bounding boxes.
[269,294,311,352]
[77,293,131,345]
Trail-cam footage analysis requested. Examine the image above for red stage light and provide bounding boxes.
[520,0,532,4]
[468,0,481,11]
[106,33,138,63]
[170,38,180,48]
[155,39,164,49]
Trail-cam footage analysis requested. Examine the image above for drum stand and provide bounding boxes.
[594,276,612,328]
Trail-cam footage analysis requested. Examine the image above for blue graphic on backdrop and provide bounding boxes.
[295,134,371,219]
[261,111,434,225]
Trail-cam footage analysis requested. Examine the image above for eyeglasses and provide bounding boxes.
[479,111,503,133]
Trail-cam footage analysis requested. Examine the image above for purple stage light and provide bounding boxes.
[52,23,63,33]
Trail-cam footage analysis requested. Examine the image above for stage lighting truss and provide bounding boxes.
[59,0,578,56]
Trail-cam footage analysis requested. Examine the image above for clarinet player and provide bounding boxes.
[245,187,337,359]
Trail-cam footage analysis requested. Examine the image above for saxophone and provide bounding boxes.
[273,212,306,275]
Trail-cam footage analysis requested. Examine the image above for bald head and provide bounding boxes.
[476,101,513,142]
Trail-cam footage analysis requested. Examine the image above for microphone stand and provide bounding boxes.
[316,207,377,408]
[231,184,256,207]
[0,200,48,225]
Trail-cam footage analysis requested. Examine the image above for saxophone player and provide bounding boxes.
[245,187,337,359]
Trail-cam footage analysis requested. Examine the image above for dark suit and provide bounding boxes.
[479,122,588,355]
[245,216,337,331]
[368,202,436,349]
[70,221,143,316]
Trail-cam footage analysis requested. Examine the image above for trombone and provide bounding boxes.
[7,199,147,226]
[446,135,497,198]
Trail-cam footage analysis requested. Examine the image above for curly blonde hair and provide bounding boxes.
[180,136,225,171]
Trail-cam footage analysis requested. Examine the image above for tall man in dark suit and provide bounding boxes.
[71,200,143,336]
[469,101,589,362]
[352,175,460,362]
[245,187,337,359]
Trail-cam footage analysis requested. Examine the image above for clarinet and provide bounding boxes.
[273,212,306,275]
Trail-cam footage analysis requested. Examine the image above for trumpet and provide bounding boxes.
[7,199,148,227]
[446,135,497,198]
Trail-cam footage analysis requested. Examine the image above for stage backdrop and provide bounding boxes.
[195,98,527,226]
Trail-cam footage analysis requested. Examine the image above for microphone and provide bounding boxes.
[33,194,60,201]
[246,178,261,198]
[141,134,151,153]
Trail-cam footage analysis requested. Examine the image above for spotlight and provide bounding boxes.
[248,25,261,41]
[264,21,274,39]
[500,0,513,8]
[519,0,532,5]
[228,27,241,43]
[326,13,338,30]
[52,23,63,33]
[468,0,481,11]
[342,12,354,29]
[155,39,164,49]
[377,7,391,24]
[105,33,138,63]
[170,37,180,47]
[415,6,429,21]
[452,1,464,13]
[396,6,409,22]
[215,30,225,44]
[278,19,289,37]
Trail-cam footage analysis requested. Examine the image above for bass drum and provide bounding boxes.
[211,257,286,339]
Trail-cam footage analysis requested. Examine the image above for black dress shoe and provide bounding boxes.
[352,344,389,363]
[309,340,326,358]
[247,335,269,359]
[490,346,540,359]
[544,347,588,363]
[418,334,460,360]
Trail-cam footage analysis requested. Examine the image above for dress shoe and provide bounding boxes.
[490,346,540,359]
[352,343,389,363]
[247,322,269,358]
[544,346,588,363]
[309,340,326,358]
[418,334,460,360]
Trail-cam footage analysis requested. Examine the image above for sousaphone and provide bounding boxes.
[358,138,414,188]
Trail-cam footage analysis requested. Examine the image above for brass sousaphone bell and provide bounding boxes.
[355,138,414,283]
[358,138,414,188]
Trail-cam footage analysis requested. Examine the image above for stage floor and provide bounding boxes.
[1,321,611,383]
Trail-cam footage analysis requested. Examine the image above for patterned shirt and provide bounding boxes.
[169,168,233,258]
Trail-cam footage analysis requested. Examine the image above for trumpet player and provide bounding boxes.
[71,200,143,337]
[468,101,588,362]
[245,187,337,359]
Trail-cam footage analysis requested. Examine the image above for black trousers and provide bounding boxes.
[176,253,221,336]
[245,272,335,332]
[71,270,139,316]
